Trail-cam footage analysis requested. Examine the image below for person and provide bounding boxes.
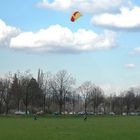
[84,115,87,121]
[33,114,37,120]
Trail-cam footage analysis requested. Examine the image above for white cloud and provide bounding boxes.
[37,0,132,14]
[134,47,140,54]
[92,6,140,30]
[10,24,117,53]
[0,19,20,47]
[124,63,136,69]
[36,1,140,31]
[0,19,117,53]
[129,48,140,56]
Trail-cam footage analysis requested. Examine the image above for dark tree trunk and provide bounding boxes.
[5,102,9,115]
[59,103,63,114]
[126,105,130,115]
[43,94,46,113]
[72,100,75,115]
[84,101,87,114]
[93,101,96,114]
[0,103,2,114]
[25,93,28,115]
[17,99,20,111]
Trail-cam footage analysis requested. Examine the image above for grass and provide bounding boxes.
[0,115,140,140]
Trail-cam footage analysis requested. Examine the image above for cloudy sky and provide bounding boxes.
[0,0,140,94]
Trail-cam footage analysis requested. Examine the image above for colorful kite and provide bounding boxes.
[70,11,82,22]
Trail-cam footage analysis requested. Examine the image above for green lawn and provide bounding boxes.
[0,115,140,140]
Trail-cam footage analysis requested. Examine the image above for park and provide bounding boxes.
[1,0,140,140]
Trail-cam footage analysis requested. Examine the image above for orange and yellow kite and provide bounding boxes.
[70,11,82,22]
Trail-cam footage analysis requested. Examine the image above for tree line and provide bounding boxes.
[0,69,140,115]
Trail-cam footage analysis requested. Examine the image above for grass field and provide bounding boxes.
[0,115,140,140]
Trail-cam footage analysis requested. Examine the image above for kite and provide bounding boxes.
[70,11,82,22]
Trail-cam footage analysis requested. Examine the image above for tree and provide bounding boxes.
[78,81,94,113]
[90,86,104,114]
[37,69,52,113]
[124,89,135,114]
[133,87,140,111]
[27,78,43,113]
[11,73,22,111]
[19,71,32,115]
[3,78,12,114]
[134,94,140,111]
[50,70,75,114]
[71,90,77,114]
[118,93,125,114]
[0,80,5,113]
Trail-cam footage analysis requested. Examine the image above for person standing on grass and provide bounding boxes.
[84,115,87,121]
[33,114,37,120]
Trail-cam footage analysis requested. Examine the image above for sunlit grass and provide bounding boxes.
[0,115,140,140]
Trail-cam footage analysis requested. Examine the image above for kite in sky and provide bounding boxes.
[70,11,82,22]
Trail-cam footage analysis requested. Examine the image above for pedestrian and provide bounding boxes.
[84,115,87,121]
[34,114,37,120]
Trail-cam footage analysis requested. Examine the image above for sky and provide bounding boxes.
[0,0,140,94]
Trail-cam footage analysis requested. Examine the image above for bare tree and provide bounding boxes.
[37,69,52,113]
[20,71,32,114]
[90,86,104,114]
[119,93,125,114]
[71,90,77,114]
[3,78,12,115]
[50,70,75,114]
[0,79,5,113]
[124,89,135,114]
[133,87,140,111]
[78,81,94,113]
